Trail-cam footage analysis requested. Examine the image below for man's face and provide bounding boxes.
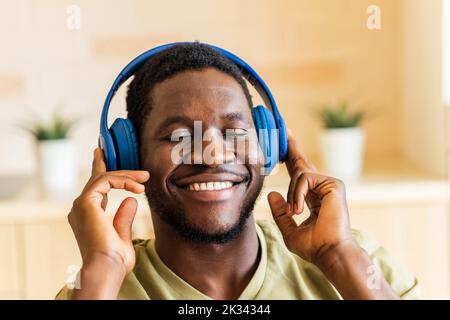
[140,68,264,244]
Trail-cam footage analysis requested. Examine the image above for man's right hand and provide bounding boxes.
[68,148,150,299]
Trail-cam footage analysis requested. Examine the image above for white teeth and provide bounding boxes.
[187,181,234,191]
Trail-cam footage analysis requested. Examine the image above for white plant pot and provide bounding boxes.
[37,139,77,194]
[320,127,365,181]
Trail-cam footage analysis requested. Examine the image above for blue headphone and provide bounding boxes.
[99,42,288,175]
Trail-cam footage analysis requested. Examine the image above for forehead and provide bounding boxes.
[146,68,253,131]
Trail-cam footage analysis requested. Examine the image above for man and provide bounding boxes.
[56,43,419,300]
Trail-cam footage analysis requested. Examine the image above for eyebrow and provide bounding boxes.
[155,116,192,133]
[155,112,248,134]
[220,112,245,122]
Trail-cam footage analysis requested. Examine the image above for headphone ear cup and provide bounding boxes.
[252,105,279,175]
[109,118,140,170]
[277,116,288,161]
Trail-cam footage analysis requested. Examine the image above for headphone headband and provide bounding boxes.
[99,42,288,172]
[100,42,283,136]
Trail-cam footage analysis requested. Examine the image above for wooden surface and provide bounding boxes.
[0,157,448,299]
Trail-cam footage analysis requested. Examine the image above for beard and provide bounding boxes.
[145,178,264,245]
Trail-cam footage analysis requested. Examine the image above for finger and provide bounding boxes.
[285,129,317,175]
[113,197,138,243]
[84,170,150,193]
[101,193,108,210]
[294,173,310,214]
[286,128,307,160]
[104,170,150,183]
[286,177,295,213]
[90,148,150,180]
[91,148,107,177]
[87,148,107,207]
[85,175,146,199]
[287,172,302,214]
[268,192,297,238]
[295,172,337,215]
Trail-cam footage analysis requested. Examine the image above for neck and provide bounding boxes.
[153,214,260,300]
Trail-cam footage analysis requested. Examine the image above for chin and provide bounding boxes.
[146,165,263,244]
[183,204,244,234]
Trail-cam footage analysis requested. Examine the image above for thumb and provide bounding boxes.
[113,197,138,243]
[268,192,297,239]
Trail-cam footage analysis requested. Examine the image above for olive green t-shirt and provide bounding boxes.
[56,219,420,299]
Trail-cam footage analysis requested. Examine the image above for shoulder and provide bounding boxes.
[256,219,420,299]
[132,238,151,259]
[256,219,294,259]
[350,229,421,299]
[256,219,285,243]
[55,285,73,300]
[55,239,152,300]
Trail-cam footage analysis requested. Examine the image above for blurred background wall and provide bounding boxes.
[1,0,440,176]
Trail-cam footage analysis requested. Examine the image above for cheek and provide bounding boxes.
[238,131,265,168]
[141,144,175,186]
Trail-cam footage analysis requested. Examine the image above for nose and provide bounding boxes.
[192,129,236,166]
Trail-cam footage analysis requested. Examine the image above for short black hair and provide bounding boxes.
[126,42,253,137]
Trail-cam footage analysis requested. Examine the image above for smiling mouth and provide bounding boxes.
[175,178,248,202]
[172,173,249,195]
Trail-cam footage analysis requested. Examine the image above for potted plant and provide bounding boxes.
[22,112,78,194]
[317,102,366,181]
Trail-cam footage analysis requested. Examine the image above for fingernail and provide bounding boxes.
[295,202,300,213]
[287,203,291,213]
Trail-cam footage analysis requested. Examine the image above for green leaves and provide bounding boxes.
[20,112,77,141]
[317,102,366,129]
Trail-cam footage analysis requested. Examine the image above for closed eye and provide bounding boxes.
[225,128,248,137]
[170,129,192,141]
